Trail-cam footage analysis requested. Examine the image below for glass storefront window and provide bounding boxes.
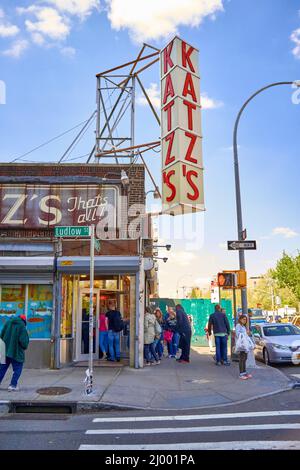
[0,284,53,339]
[61,276,74,339]
[27,285,53,339]
[0,285,26,332]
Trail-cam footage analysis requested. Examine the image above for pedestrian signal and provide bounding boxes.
[217,272,236,288]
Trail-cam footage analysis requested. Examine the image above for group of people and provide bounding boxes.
[144,304,192,365]
[0,301,255,391]
[206,304,255,380]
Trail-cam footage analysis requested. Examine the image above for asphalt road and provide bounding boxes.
[1,388,300,452]
[273,363,300,383]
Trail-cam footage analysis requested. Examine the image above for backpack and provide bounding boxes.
[113,312,124,332]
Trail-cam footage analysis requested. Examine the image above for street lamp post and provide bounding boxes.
[233,81,299,316]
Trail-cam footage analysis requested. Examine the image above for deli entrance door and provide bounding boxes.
[76,289,100,362]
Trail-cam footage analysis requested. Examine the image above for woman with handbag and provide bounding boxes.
[235,315,254,380]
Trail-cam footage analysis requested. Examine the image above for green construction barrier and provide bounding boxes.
[149,298,233,346]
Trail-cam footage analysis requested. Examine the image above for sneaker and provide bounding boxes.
[8,385,19,391]
[223,361,231,366]
[239,375,248,380]
[246,373,252,378]
[145,362,151,366]
[154,361,161,365]
[177,359,190,363]
[215,362,221,366]
[116,358,121,362]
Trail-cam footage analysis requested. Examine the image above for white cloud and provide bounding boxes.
[272,227,299,239]
[2,39,29,58]
[31,32,46,45]
[18,6,71,41]
[201,92,223,109]
[291,27,300,59]
[46,0,100,19]
[137,83,160,110]
[0,9,20,37]
[105,0,224,43]
[60,45,76,57]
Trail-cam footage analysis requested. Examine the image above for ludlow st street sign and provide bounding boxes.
[54,225,91,237]
[227,240,257,250]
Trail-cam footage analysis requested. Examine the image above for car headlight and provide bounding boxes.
[271,343,290,351]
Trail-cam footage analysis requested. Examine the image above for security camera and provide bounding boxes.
[163,257,168,263]
[165,244,171,251]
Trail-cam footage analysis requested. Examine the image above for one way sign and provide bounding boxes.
[227,240,257,250]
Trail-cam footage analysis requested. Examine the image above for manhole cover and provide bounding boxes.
[36,387,72,396]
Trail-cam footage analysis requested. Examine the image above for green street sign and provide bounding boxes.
[54,226,91,238]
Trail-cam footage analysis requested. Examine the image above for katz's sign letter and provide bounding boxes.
[160,36,205,215]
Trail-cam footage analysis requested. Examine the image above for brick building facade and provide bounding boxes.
[0,163,155,369]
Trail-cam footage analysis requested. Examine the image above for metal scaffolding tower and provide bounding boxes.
[87,44,161,165]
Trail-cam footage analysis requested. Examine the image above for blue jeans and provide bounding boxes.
[215,335,228,363]
[155,338,164,359]
[99,331,108,355]
[0,357,23,387]
[144,343,159,363]
[168,332,180,356]
[108,330,120,361]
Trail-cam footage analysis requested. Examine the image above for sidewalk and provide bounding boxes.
[0,348,293,413]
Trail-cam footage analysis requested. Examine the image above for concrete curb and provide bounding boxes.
[2,383,294,414]
[0,400,10,415]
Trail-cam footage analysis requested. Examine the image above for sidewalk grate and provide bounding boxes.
[36,387,72,396]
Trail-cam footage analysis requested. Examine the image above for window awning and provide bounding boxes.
[0,257,54,271]
[57,256,140,274]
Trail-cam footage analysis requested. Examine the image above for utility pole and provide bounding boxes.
[233,81,299,317]
[85,225,95,395]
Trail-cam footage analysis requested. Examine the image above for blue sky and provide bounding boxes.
[0,0,300,296]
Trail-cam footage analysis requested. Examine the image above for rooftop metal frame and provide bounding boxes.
[86,43,161,166]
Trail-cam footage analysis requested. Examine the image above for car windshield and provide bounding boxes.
[263,325,300,337]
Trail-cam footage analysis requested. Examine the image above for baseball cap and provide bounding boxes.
[19,314,26,322]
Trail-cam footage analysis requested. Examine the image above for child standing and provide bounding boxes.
[235,315,253,380]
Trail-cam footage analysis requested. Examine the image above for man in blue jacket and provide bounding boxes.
[208,305,231,366]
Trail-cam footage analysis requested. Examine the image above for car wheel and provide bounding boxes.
[263,348,271,365]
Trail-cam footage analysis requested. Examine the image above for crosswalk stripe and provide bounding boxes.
[86,423,300,435]
[79,441,300,450]
[92,410,300,423]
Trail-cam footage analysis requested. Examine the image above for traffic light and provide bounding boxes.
[217,272,236,288]
[237,269,247,288]
[222,269,247,288]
